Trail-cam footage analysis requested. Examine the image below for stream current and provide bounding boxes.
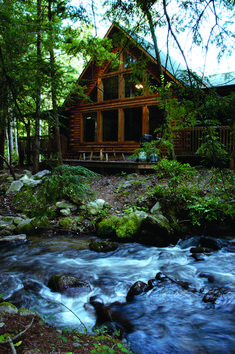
[0,234,234,354]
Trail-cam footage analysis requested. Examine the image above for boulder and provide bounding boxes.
[34,170,50,179]
[0,234,27,244]
[0,302,18,314]
[56,200,77,212]
[96,215,120,238]
[126,281,150,302]
[6,180,23,195]
[87,199,106,215]
[19,174,41,187]
[48,274,91,294]
[14,216,50,235]
[89,240,119,253]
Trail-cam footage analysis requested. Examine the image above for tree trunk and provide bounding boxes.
[48,0,63,166]
[146,10,176,160]
[33,0,42,174]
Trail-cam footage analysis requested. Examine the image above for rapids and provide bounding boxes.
[0,234,234,354]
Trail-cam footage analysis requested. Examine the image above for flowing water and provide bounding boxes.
[0,234,234,354]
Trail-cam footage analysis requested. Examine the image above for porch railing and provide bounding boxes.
[170,126,234,156]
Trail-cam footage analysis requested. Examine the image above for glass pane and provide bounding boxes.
[124,73,143,97]
[148,74,159,94]
[102,110,118,141]
[148,105,164,137]
[89,86,97,102]
[124,107,142,141]
[103,76,118,100]
[124,51,137,68]
[83,113,97,142]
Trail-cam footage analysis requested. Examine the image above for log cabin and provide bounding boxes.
[63,22,186,163]
[62,22,235,167]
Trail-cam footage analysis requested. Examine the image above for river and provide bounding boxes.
[0,234,234,353]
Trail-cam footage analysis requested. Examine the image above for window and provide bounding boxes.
[124,73,143,98]
[89,86,97,102]
[83,113,97,142]
[148,106,164,137]
[103,76,118,100]
[124,107,142,141]
[147,74,159,94]
[124,51,137,68]
[102,110,118,141]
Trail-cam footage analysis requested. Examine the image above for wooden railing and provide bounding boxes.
[160,126,235,156]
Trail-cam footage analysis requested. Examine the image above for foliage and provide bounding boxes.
[152,160,235,226]
[196,127,228,166]
[13,165,98,217]
[129,141,160,161]
[154,158,197,190]
[91,342,131,354]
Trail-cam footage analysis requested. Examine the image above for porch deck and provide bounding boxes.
[62,158,156,174]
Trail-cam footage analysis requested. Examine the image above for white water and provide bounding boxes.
[0,234,234,353]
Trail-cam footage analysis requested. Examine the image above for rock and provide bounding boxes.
[20,174,41,187]
[48,274,91,294]
[56,200,77,211]
[0,234,27,244]
[202,288,228,304]
[34,170,50,179]
[126,281,150,302]
[115,211,147,239]
[138,214,176,247]
[89,297,134,333]
[60,208,71,216]
[87,199,105,215]
[150,202,162,215]
[0,302,18,314]
[6,180,23,195]
[96,215,120,238]
[89,240,119,253]
[59,216,83,231]
[190,247,213,254]
[18,308,37,316]
[14,216,50,235]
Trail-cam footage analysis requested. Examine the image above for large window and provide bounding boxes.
[102,110,118,141]
[124,107,142,141]
[83,113,97,142]
[124,51,137,68]
[148,105,164,137]
[103,76,118,100]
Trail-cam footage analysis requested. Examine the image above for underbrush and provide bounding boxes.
[13,165,98,217]
[151,159,235,227]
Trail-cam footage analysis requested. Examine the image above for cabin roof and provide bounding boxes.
[207,71,235,88]
[106,22,186,78]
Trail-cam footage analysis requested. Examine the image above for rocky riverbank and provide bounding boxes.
[0,164,235,247]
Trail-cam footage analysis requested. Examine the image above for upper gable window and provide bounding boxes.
[103,76,119,101]
[107,56,120,73]
[124,51,137,69]
[124,73,143,97]
[148,74,160,94]
[89,86,97,102]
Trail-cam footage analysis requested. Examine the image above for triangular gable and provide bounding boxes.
[77,22,182,91]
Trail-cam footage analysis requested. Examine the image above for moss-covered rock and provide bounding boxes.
[96,215,120,238]
[115,212,146,239]
[14,216,50,234]
[0,302,18,314]
[59,216,83,231]
[89,240,119,253]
